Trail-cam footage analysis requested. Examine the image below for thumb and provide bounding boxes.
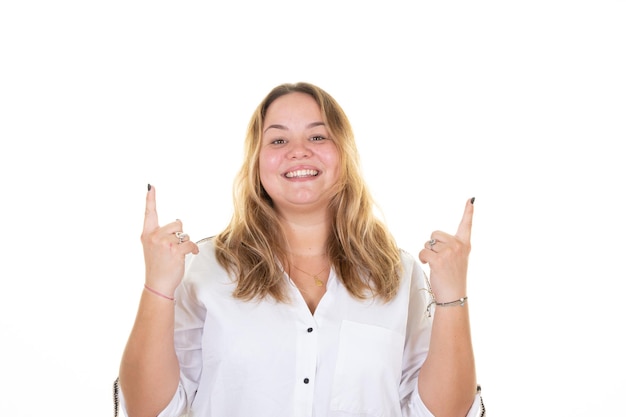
[455,197,475,242]
[143,184,159,233]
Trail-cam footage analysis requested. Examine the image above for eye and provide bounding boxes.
[310,135,326,142]
[270,138,286,145]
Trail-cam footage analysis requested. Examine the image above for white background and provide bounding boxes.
[1,1,625,416]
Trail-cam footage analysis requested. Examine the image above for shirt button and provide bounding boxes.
[307,327,313,333]
[303,378,310,384]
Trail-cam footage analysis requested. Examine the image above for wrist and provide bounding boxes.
[426,296,468,317]
[143,284,176,303]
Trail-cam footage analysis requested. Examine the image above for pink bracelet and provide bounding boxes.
[144,284,175,302]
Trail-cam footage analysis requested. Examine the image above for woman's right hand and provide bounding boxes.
[141,185,199,298]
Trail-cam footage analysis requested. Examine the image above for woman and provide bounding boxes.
[117,82,484,417]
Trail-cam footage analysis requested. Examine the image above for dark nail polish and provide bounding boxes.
[470,197,475,204]
[148,184,152,191]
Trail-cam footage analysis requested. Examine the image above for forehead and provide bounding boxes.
[263,92,323,127]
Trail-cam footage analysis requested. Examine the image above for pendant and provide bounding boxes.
[314,277,324,287]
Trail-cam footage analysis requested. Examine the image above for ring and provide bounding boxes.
[428,238,437,250]
[175,231,188,244]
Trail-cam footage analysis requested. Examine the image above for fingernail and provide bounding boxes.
[471,197,475,204]
[147,184,152,191]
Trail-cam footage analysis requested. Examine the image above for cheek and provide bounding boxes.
[258,151,281,179]
[321,147,341,175]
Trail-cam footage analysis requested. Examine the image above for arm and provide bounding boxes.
[417,198,477,417]
[118,185,199,417]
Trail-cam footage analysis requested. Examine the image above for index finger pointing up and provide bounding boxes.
[455,197,475,242]
[143,184,159,233]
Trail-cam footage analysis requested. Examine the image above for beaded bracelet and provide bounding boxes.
[144,284,176,303]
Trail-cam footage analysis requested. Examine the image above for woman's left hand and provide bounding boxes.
[418,198,474,302]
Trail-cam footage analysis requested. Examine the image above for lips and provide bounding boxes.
[284,169,319,178]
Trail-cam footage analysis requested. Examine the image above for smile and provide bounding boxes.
[284,169,319,178]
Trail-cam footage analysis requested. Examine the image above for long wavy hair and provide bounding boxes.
[214,82,401,302]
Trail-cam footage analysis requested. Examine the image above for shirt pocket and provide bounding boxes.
[329,320,404,416]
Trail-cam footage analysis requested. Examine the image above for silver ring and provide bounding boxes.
[175,231,188,244]
[428,238,437,250]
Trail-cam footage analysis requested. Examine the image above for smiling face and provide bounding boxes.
[259,92,341,216]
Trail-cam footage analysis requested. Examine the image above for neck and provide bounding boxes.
[278,212,331,257]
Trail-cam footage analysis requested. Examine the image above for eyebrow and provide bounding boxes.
[263,121,326,133]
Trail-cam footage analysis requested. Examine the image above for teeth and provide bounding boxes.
[285,169,319,178]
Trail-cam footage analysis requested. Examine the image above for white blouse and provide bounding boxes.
[121,238,483,417]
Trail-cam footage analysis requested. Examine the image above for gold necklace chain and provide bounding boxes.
[290,263,329,287]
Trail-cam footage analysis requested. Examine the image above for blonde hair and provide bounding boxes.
[214,82,401,302]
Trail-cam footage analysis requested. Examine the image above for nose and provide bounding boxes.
[288,138,311,159]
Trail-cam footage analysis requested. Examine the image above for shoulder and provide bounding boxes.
[399,248,419,272]
[397,248,433,317]
[398,248,428,288]
[185,237,229,282]
[187,236,218,263]
[179,236,237,300]
[196,235,216,248]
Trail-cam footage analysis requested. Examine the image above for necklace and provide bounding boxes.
[290,263,329,287]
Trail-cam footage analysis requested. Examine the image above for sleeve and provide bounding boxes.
[399,256,486,417]
[117,379,188,417]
